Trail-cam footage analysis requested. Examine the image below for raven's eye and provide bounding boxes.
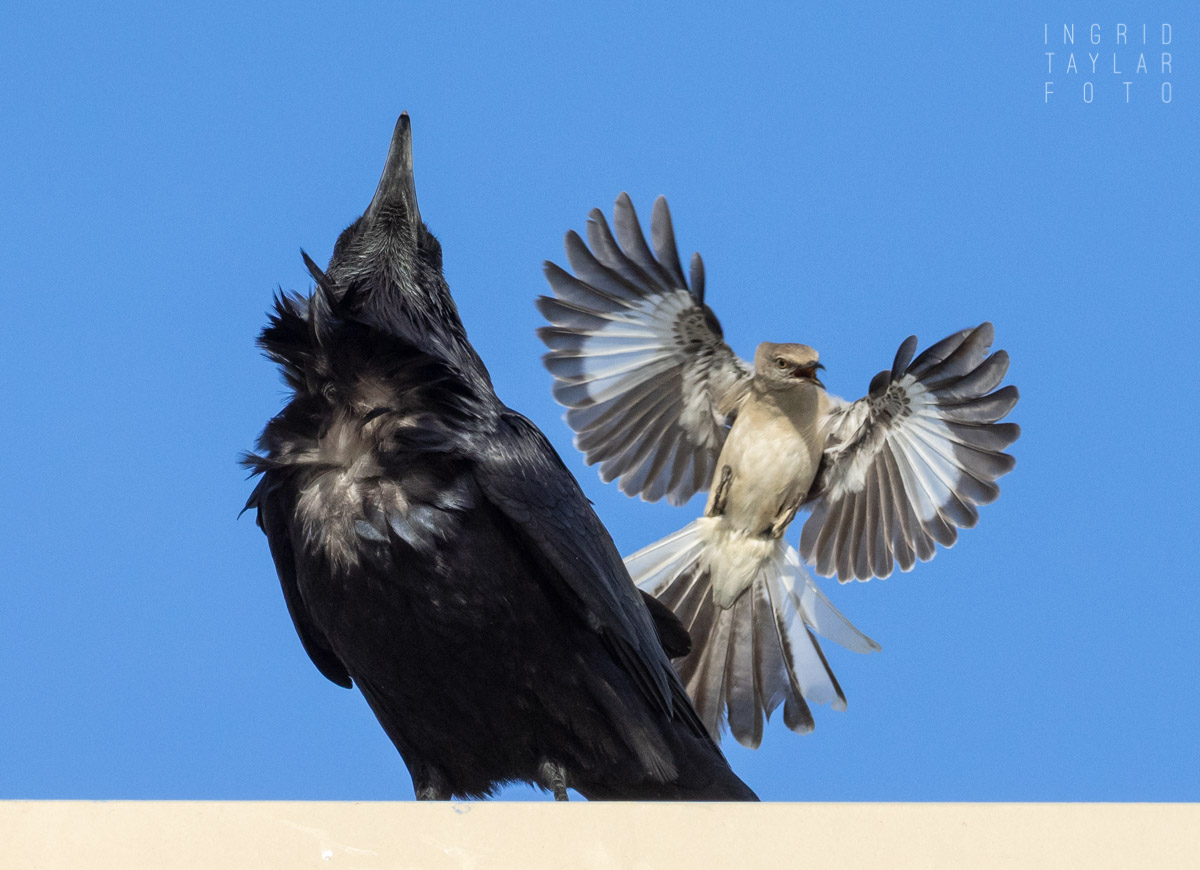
[775,357,788,369]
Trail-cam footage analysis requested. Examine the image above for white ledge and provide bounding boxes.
[2,801,1196,869]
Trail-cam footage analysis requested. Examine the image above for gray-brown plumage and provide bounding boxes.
[537,194,1019,747]
[242,120,756,800]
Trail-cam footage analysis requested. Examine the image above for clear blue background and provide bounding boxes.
[2,2,1196,801]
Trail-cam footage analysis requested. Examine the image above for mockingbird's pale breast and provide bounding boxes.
[709,382,827,532]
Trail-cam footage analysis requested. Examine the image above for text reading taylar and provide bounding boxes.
[1043,23,1173,103]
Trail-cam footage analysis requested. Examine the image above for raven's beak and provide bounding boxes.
[364,113,421,231]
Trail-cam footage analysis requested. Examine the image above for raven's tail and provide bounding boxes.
[574,724,760,801]
[626,519,880,749]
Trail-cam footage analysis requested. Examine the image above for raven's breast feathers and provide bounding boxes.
[242,287,484,572]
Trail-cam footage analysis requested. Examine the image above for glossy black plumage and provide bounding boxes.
[242,115,754,801]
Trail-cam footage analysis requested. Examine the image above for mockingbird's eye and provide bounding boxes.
[775,357,788,369]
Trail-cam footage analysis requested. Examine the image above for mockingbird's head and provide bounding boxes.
[754,342,825,390]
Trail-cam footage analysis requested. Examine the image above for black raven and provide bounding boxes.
[242,115,756,801]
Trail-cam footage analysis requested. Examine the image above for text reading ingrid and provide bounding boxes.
[1043,23,1173,104]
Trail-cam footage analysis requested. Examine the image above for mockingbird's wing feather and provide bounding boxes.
[537,194,751,506]
[799,323,1020,582]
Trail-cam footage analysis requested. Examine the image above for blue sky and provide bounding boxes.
[1,2,1196,801]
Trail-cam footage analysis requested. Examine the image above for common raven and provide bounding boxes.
[243,116,756,801]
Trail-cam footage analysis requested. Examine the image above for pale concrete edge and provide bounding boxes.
[1,801,1197,870]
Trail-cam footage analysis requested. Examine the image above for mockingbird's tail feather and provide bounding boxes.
[627,520,879,748]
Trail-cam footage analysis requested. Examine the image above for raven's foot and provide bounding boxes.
[412,767,451,801]
[415,785,450,801]
[539,760,570,801]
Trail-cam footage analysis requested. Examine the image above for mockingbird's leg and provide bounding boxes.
[769,493,804,538]
[708,466,733,517]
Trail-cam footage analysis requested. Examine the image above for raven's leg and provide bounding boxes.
[411,765,451,801]
[538,760,570,801]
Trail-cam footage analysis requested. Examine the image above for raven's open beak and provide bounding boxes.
[364,113,421,231]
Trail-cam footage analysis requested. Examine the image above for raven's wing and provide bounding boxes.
[537,194,752,506]
[799,323,1020,582]
[474,410,708,737]
[639,589,691,659]
[244,473,353,688]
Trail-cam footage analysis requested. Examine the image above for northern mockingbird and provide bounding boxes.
[537,194,1020,748]
[242,120,756,801]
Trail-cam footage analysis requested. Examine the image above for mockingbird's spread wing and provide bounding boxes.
[799,323,1020,582]
[537,194,752,506]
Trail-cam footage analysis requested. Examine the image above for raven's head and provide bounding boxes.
[320,114,487,382]
[327,114,423,289]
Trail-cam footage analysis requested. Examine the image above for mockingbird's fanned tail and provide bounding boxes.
[627,519,878,748]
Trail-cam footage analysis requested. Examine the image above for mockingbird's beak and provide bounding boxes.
[796,362,825,389]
